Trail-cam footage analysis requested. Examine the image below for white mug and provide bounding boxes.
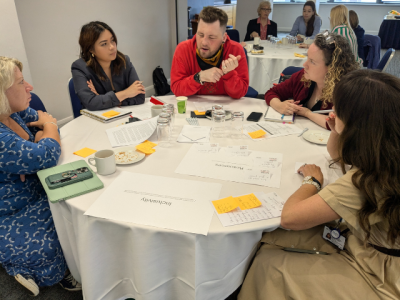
[151,105,164,117]
[88,150,116,175]
[246,44,253,52]
[282,37,288,45]
[254,37,260,45]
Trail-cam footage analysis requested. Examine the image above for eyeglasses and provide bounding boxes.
[260,8,272,11]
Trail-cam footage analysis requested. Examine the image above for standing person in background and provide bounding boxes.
[71,21,145,111]
[171,6,249,99]
[244,1,277,41]
[290,1,322,42]
[349,10,365,62]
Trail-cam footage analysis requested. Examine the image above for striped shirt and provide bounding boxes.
[332,24,362,65]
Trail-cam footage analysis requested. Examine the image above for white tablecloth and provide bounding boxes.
[247,41,307,94]
[51,95,332,300]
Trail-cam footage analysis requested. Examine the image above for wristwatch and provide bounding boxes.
[194,72,203,85]
[302,176,321,191]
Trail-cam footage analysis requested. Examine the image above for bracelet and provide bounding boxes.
[302,176,321,191]
[43,121,58,129]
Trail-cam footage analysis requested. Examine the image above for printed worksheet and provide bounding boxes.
[243,122,303,140]
[213,192,285,227]
[175,145,283,188]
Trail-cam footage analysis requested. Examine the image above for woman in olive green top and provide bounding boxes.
[238,70,400,300]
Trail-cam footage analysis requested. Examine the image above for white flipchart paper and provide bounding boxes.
[84,172,222,235]
[106,117,158,147]
[175,145,283,188]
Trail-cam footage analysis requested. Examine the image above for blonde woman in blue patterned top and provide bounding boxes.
[0,57,81,296]
[329,5,362,65]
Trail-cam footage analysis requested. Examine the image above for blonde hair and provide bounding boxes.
[257,1,271,16]
[0,57,23,115]
[330,5,350,30]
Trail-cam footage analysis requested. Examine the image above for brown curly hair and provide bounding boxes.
[300,32,359,108]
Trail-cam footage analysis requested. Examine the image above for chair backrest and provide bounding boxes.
[226,29,240,43]
[68,78,83,118]
[29,92,47,112]
[377,48,395,72]
[363,34,381,69]
[281,66,303,76]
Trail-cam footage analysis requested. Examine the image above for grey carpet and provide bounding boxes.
[0,265,83,300]
[381,48,399,78]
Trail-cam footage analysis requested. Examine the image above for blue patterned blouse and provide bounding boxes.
[0,108,66,286]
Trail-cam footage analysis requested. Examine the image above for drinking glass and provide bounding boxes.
[212,110,226,138]
[230,111,244,139]
[157,118,171,147]
[162,107,175,127]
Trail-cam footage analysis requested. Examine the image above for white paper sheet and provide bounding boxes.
[194,143,220,154]
[243,122,303,140]
[106,117,158,147]
[213,192,285,227]
[129,101,154,120]
[175,145,283,188]
[177,125,211,143]
[84,172,222,235]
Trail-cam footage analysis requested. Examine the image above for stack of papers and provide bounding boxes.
[177,125,211,143]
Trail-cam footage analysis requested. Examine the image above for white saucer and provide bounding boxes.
[302,130,330,145]
[114,147,145,165]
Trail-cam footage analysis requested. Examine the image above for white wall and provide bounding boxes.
[272,3,389,35]
[15,0,177,124]
[0,0,33,85]
[236,0,274,42]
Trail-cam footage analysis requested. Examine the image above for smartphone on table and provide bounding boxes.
[247,112,263,122]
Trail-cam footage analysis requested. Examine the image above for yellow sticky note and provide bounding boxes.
[212,196,239,214]
[73,147,97,158]
[102,110,120,118]
[136,144,156,155]
[194,110,206,115]
[248,129,266,139]
[234,193,262,210]
[142,140,157,148]
[294,53,306,58]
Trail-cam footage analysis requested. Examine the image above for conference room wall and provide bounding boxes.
[273,4,389,35]
[0,0,33,85]
[15,0,177,125]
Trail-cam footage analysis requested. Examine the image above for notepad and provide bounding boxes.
[264,106,295,124]
[80,107,132,123]
[37,160,104,203]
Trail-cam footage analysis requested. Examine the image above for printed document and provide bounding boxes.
[106,117,158,147]
[84,172,222,235]
[177,125,211,143]
[243,122,303,140]
[175,145,283,188]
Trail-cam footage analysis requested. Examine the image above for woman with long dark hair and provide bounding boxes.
[71,21,145,111]
[290,1,321,42]
[239,70,400,299]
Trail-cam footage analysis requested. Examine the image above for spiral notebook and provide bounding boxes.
[37,160,104,203]
[80,107,132,123]
[264,106,295,124]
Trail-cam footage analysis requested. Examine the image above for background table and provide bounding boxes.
[378,18,400,49]
[51,95,334,300]
[246,41,307,94]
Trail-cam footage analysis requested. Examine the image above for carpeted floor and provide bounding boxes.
[381,48,400,78]
[0,265,84,300]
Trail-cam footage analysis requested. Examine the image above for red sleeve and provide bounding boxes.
[221,43,249,99]
[264,69,306,105]
[170,42,202,97]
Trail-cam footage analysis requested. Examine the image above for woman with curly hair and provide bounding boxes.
[239,69,400,300]
[265,32,358,129]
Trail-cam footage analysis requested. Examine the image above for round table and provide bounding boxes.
[246,41,307,94]
[51,95,335,300]
[378,18,400,49]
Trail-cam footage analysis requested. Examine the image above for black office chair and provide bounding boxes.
[226,29,240,43]
[29,92,47,112]
[278,66,303,83]
[68,78,83,118]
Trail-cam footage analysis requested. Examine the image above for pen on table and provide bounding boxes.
[281,114,285,120]
[312,109,333,114]
[298,128,309,137]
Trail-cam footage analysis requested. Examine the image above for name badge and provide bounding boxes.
[322,226,346,250]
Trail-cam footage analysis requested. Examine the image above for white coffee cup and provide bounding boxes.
[254,37,260,45]
[88,150,116,175]
[151,105,164,117]
[246,44,253,52]
[282,37,288,45]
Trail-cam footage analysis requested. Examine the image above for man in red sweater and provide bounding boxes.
[171,6,249,99]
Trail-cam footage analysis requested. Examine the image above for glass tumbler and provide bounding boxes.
[212,110,226,138]
[157,118,171,147]
[162,107,175,127]
[230,111,244,139]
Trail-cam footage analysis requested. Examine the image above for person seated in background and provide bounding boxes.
[265,33,359,129]
[289,1,322,42]
[239,69,400,300]
[244,1,277,42]
[171,6,248,99]
[71,21,145,111]
[329,5,362,65]
[349,10,365,63]
[0,57,81,296]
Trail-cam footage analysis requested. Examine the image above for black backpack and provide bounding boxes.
[152,66,171,96]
